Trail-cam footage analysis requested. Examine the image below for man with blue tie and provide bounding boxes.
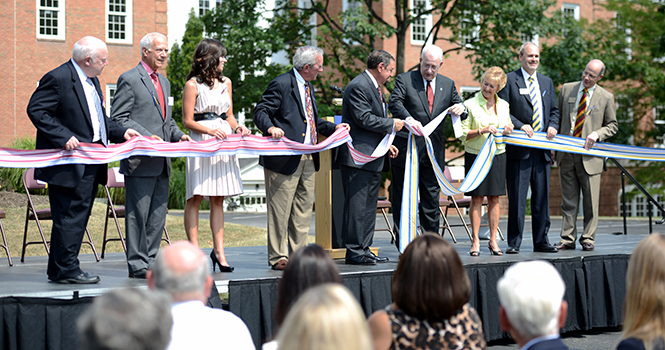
[497,42,560,254]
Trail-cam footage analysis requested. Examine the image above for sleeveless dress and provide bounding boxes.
[186,78,243,200]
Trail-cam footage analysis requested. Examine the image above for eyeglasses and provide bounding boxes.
[148,48,169,55]
[582,71,598,79]
[422,64,440,72]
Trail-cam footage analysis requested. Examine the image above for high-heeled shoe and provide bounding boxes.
[210,251,234,272]
[487,242,503,256]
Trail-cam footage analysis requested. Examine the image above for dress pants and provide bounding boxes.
[506,149,552,249]
[559,152,601,245]
[125,169,169,274]
[391,160,441,242]
[340,164,382,259]
[47,164,103,280]
[265,155,314,266]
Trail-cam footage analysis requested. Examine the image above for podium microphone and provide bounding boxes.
[330,85,344,94]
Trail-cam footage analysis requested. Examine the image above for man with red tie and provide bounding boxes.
[554,59,617,251]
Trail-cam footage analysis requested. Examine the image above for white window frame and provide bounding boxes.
[105,84,117,116]
[299,0,317,47]
[562,3,580,20]
[459,10,480,49]
[106,0,133,44]
[520,33,539,47]
[410,0,432,45]
[36,0,66,40]
[460,86,480,101]
[343,0,363,44]
[653,105,665,147]
[199,0,222,16]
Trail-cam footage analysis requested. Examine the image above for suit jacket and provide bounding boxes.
[111,63,184,177]
[498,69,560,161]
[253,69,337,175]
[526,337,570,350]
[556,82,618,175]
[338,71,395,172]
[27,60,127,188]
[388,70,466,167]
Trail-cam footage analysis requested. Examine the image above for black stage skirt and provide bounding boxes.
[464,152,506,197]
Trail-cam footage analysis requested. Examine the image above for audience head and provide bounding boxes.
[293,46,324,82]
[77,288,172,350]
[420,45,444,81]
[187,38,228,87]
[366,50,395,86]
[518,42,540,75]
[275,244,343,326]
[497,260,567,345]
[148,240,212,303]
[582,59,605,89]
[72,36,109,78]
[276,284,372,350]
[140,32,169,71]
[392,233,470,322]
[622,234,665,350]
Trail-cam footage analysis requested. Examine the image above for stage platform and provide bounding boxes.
[0,213,660,349]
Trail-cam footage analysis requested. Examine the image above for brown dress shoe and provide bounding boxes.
[554,242,575,250]
[271,259,288,270]
[582,242,595,251]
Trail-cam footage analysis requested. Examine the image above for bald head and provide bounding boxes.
[148,241,212,302]
[72,36,108,78]
[582,59,605,89]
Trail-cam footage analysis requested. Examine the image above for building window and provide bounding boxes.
[459,10,480,48]
[199,0,221,16]
[460,86,480,100]
[106,84,117,115]
[654,105,665,147]
[343,0,362,44]
[562,3,580,20]
[36,0,66,40]
[520,33,539,47]
[616,94,635,145]
[299,0,317,47]
[106,0,133,44]
[411,0,431,44]
[619,186,665,217]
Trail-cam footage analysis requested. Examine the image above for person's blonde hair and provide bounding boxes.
[480,66,507,91]
[622,234,665,350]
[276,284,371,350]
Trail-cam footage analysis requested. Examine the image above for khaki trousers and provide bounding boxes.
[559,153,601,245]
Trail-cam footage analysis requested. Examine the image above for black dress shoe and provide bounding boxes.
[129,270,148,279]
[345,255,377,265]
[368,252,389,263]
[52,272,101,284]
[505,247,520,254]
[534,244,559,253]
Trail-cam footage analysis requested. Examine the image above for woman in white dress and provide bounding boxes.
[182,39,250,272]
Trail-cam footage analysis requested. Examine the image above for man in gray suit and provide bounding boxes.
[111,32,191,278]
[554,59,617,252]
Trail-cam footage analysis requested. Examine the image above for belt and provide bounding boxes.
[194,112,227,121]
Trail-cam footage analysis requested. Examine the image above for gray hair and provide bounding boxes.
[497,260,566,340]
[152,246,211,296]
[519,42,539,56]
[293,46,324,71]
[72,36,106,62]
[367,50,394,70]
[421,45,443,61]
[140,32,168,54]
[77,288,172,350]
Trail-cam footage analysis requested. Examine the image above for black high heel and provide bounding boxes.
[487,242,503,256]
[210,251,234,273]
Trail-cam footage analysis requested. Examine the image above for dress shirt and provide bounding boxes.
[521,334,561,350]
[422,76,437,97]
[293,68,314,145]
[70,59,102,143]
[363,69,392,131]
[521,67,544,129]
[461,92,511,155]
[167,300,255,350]
[569,83,598,137]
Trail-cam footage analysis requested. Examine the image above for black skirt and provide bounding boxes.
[464,152,506,197]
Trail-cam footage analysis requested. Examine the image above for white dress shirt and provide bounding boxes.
[70,58,102,142]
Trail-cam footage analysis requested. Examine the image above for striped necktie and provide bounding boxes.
[528,76,541,132]
[573,88,588,138]
[87,78,107,146]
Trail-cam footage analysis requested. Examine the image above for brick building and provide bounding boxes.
[0,0,168,148]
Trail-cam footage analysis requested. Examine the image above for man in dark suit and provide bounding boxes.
[497,42,560,254]
[27,36,139,284]
[339,50,404,265]
[554,59,617,252]
[498,261,570,350]
[253,46,349,270]
[111,33,191,279]
[389,44,467,244]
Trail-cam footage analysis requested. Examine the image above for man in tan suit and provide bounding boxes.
[554,59,618,251]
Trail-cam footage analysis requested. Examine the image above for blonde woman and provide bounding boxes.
[276,284,372,350]
[460,67,513,256]
[618,234,665,350]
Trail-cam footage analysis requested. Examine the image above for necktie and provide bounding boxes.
[151,72,166,119]
[377,87,385,117]
[574,88,588,138]
[304,83,317,145]
[528,76,541,132]
[88,78,107,146]
[426,81,433,114]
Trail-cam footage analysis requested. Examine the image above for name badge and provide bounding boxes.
[568,97,576,103]
[519,88,529,95]
[168,96,174,106]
